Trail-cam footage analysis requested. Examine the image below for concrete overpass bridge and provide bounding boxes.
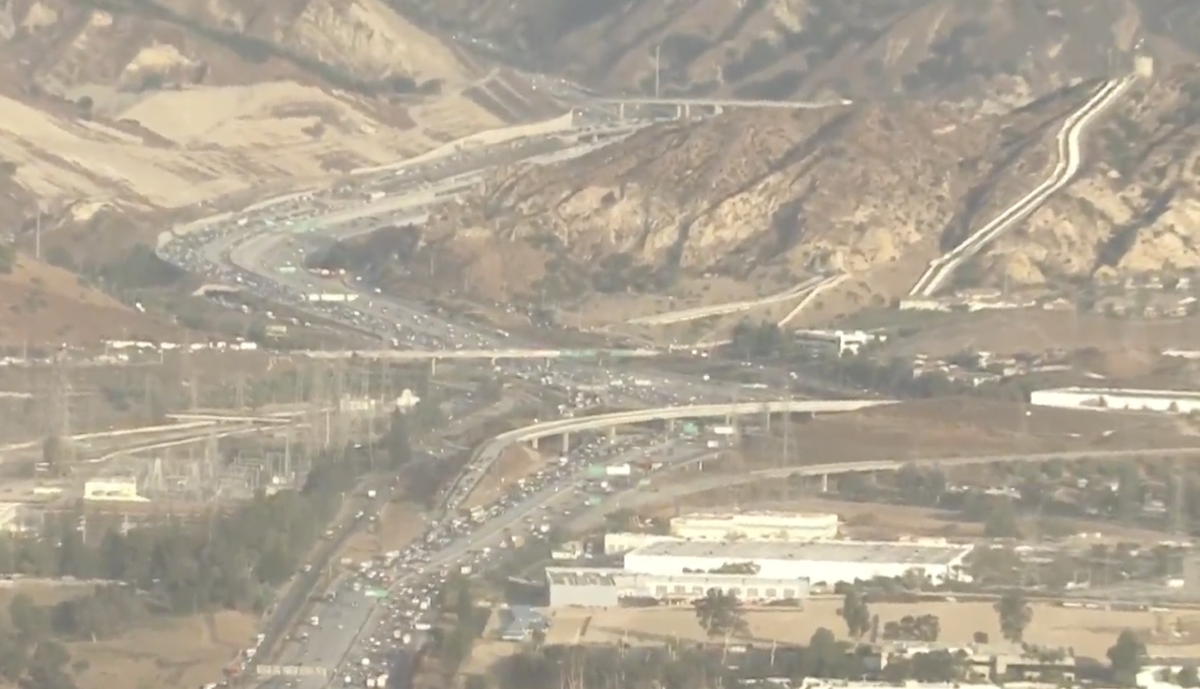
[452,399,894,502]
[597,97,852,119]
[295,348,663,362]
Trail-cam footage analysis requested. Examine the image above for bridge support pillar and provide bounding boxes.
[618,103,626,120]
[676,104,683,119]
[821,473,829,493]
[764,411,770,432]
[561,432,570,455]
[607,426,617,442]
[530,437,539,450]
[430,359,437,377]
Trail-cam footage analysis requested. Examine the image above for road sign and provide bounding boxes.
[366,588,388,599]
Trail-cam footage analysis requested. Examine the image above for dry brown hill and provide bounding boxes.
[0,0,569,216]
[412,80,1103,318]
[400,0,1200,102]
[982,64,1200,290]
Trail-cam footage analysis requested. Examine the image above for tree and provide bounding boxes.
[994,589,1032,643]
[1107,629,1146,686]
[1115,462,1143,522]
[983,498,1021,538]
[1178,665,1199,688]
[839,588,871,638]
[9,594,48,640]
[383,409,413,469]
[692,588,747,638]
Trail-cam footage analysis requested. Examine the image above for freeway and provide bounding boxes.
[598,97,852,109]
[295,348,663,361]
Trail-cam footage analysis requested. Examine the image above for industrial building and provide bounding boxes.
[670,511,839,542]
[604,532,683,554]
[1030,387,1200,414]
[82,478,148,503]
[622,540,973,587]
[545,567,811,608]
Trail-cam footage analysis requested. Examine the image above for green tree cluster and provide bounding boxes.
[0,593,81,689]
[995,589,1032,643]
[0,449,373,631]
[839,588,871,638]
[881,614,940,643]
[692,589,748,638]
[431,575,485,677]
[488,626,967,689]
[1107,628,1146,686]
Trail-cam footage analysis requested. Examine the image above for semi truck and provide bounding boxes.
[305,293,359,303]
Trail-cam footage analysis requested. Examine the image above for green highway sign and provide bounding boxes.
[365,589,388,598]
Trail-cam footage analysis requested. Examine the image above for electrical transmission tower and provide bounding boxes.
[1172,456,1188,537]
[44,362,75,468]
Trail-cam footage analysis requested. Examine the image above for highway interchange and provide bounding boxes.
[153,87,1164,689]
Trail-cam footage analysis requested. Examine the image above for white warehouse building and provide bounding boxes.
[623,540,973,588]
[1030,387,1200,414]
[670,511,839,542]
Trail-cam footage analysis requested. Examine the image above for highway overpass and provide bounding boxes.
[295,348,663,361]
[599,96,851,119]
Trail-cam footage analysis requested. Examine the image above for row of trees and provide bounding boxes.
[0,591,112,689]
[487,628,983,689]
[692,587,1031,649]
[725,319,1031,401]
[0,444,384,635]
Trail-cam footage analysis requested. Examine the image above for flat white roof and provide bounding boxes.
[544,567,811,588]
[674,511,837,525]
[627,540,972,566]
[1038,386,1200,400]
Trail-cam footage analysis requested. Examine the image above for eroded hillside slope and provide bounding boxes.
[415,81,1099,312]
[984,65,1200,289]
[400,0,1198,103]
[0,0,567,212]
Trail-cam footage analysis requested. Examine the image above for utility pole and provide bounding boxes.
[1172,456,1187,536]
[34,210,41,261]
[654,44,661,99]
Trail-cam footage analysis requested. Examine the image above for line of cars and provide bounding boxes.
[311,432,716,689]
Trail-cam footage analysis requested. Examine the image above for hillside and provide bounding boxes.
[982,64,1200,289]
[0,0,571,215]
[409,80,1102,318]
[0,252,171,342]
[398,0,1200,103]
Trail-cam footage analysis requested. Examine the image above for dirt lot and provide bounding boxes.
[0,582,252,689]
[543,601,1200,659]
[71,611,255,689]
[850,308,1200,363]
[740,397,1195,466]
[462,445,550,511]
